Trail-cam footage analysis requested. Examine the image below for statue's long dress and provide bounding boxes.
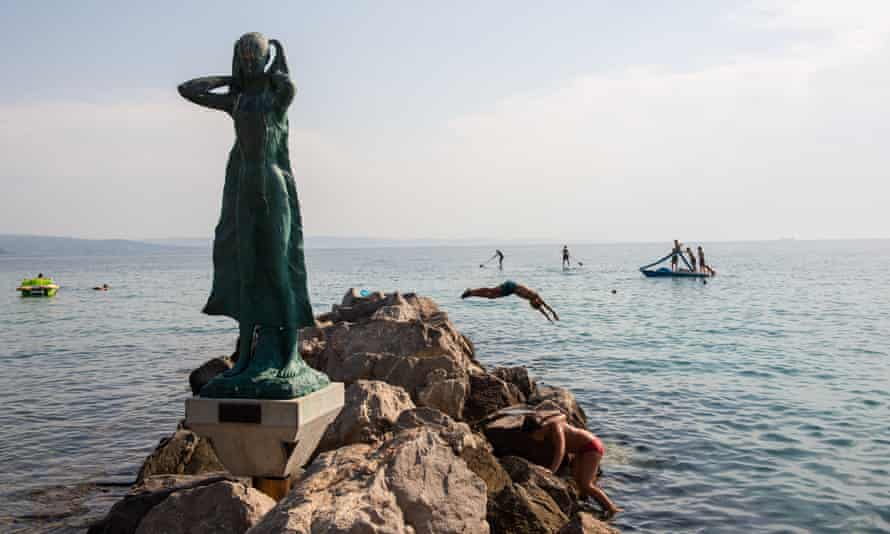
[202,88,313,330]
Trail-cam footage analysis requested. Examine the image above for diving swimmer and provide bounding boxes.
[461,280,559,322]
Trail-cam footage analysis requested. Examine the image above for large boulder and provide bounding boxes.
[299,292,483,420]
[87,474,242,534]
[247,427,489,534]
[136,430,226,484]
[491,366,537,400]
[393,407,509,495]
[464,372,524,423]
[488,456,580,534]
[488,483,568,534]
[188,356,233,395]
[416,367,468,420]
[530,385,588,429]
[500,456,580,514]
[393,407,487,455]
[188,336,253,395]
[134,480,274,534]
[314,380,415,455]
[482,409,559,468]
[558,512,621,534]
[460,443,511,496]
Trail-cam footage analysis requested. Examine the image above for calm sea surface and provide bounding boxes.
[1,241,888,533]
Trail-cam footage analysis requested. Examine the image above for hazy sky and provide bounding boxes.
[2,1,888,241]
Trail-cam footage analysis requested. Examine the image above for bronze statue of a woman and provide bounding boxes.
[178,33,328,398]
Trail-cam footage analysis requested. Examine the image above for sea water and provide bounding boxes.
[1,241,888,533]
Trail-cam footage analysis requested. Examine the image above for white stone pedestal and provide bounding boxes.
[185,382,344,478]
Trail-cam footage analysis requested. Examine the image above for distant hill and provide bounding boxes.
[302,236,557,249]
[145,236,534,249]
[0,235,196,257]
[0,234,567,256]
[143,238,212,250]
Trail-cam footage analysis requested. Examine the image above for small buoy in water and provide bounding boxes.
[479,264,484,268]
[611,289,617,294]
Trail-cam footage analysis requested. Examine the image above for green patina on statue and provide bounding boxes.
[178,32,329,399]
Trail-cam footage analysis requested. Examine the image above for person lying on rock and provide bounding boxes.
[522,413,622,518]
[460,281,559,322]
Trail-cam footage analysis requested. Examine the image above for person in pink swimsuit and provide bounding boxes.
[524,413,622,518]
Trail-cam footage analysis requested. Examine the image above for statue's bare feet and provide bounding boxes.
[277,359,304,378]
[222,355,251,377]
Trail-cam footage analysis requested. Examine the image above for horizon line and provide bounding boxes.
[3,232,889,247]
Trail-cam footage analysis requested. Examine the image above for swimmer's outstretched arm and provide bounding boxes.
[537,307,554,322]
[541,301,559,321]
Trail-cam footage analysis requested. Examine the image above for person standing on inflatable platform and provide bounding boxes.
[685,246,698,272]
[562,245,571,270]
[671,239,683,272]
[698,245,715,275]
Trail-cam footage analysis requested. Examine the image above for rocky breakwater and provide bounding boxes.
[90,290,619,534]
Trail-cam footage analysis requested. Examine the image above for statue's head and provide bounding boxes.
[234,32,270,79]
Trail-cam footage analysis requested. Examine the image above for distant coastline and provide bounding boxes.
[0,234,571,256]
[0,235,198,257]
[2,234,888,257]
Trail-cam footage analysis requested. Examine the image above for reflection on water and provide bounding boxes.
[1,240,888,532]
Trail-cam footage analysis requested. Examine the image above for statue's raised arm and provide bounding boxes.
[268,39,295,109]
[177,75,235,112]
